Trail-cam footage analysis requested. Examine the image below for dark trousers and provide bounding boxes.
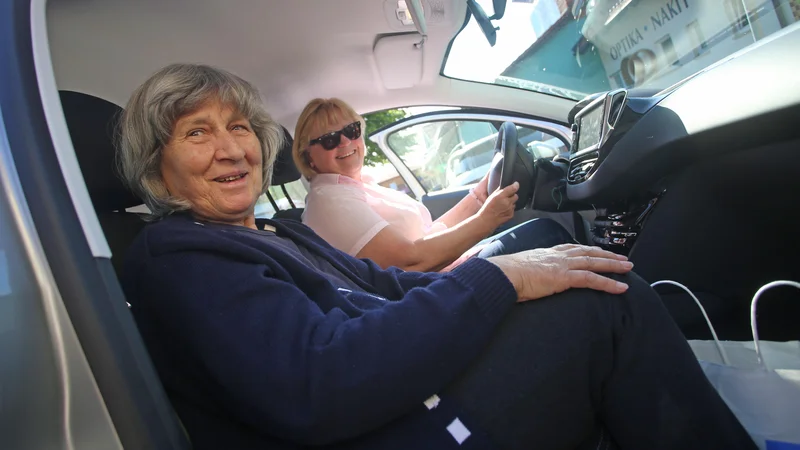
[442,272,756,450]
[476,218,577,259]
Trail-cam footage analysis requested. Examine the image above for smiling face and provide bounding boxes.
[160,98,263,227]
[306,114,365,180]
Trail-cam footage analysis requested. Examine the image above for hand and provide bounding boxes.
[472,172,491,203]
[477,182,519,230]
[488,244,633,302]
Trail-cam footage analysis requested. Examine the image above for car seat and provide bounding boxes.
[61,90,146,276]
[263,127,305,223]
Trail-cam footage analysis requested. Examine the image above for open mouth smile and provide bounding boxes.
[336,150,356,160]
[214,172,248,183]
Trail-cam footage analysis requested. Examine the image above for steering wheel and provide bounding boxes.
[486,121,537,210]
[487,122,518,193]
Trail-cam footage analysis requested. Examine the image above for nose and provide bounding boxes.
[338,134,352,148]
[214,131,246,160]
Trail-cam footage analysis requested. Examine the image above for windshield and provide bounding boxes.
[444,0,799,100]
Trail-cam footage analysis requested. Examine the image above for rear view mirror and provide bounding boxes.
[490,0,507,20]
[466,0,498,47]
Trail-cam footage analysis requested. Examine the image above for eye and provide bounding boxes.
[231,123,250,132]
[187,129,205,137]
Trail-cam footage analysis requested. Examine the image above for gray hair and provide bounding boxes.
[117,63,283,219]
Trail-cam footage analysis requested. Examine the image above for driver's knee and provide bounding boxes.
[510,218,577,249]
[476,218,576,258]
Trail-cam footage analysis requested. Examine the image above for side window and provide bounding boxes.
[361,108,415,197]
[254,179,308,218]
[386,120,498,192]
[385,119,567,193]
[515,125,567,160]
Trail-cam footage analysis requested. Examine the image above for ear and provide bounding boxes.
[304,151,316,169]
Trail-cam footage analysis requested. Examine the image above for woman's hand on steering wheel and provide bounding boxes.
[477,182,519,230]
[472,171,491,203]
[488,244,633,302]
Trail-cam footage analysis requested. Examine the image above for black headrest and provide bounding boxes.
[60,91,142,212]
[271,126,301,185]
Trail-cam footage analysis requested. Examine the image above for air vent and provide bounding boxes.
[568,152,599,184]
[608,90,627,127]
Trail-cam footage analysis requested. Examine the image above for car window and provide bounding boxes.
[386,120,565,193]
[444,0,798,100]
[254,179,307,218]
[516,126,567,160]
[386,120,498,192]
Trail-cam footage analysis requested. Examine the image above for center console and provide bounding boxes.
[566,89,664,254]
[587,195,662,253]
[568,89,627,184]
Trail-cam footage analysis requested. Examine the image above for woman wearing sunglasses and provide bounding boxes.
[293,98,576,272]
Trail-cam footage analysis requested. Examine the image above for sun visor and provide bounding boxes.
[374,34,423,90]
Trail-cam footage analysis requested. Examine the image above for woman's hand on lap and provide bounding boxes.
[488,244,633,302]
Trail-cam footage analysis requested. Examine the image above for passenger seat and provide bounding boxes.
[265,127,305,222]
[61,90,146,276]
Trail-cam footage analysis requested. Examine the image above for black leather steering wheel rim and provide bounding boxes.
[487,121,519,195]
[498,121,518,189]
[486,121,540,211]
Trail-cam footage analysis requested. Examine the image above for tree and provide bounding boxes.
[362,109,407,166]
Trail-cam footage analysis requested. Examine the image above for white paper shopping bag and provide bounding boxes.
[652,280,800,450]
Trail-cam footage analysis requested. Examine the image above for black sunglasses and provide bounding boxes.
[309,121,362,151]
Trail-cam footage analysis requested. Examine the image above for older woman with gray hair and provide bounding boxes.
[118,63,754,450]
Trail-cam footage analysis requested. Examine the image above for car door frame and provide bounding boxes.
[369,109,573,201]
[0,0,190,448]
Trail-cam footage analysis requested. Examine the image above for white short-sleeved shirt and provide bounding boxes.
[302,174,447,256]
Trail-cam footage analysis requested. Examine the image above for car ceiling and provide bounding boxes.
[46,0,575,131]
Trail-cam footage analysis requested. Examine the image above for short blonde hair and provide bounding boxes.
[292,98,365,179]
[118,63,283,219]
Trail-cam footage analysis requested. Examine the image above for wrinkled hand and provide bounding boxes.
[477,182,519,230]
[488,244,633,302]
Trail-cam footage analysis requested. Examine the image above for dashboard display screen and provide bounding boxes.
[576,104,605,152]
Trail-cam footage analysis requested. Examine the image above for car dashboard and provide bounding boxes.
[561,23,800,251]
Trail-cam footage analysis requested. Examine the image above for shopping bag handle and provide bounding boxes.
[750,280,800,370]
[651,280,730,365]
[652,279,800,370]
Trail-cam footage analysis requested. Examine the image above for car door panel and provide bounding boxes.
[422,189,580,243]
[420,189,468,219]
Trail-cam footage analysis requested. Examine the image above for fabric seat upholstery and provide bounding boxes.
[267,128,305,222]
[61,90,146,276]
[62,90,195,447]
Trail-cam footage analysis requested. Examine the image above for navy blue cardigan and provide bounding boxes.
[122,214,517,449]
